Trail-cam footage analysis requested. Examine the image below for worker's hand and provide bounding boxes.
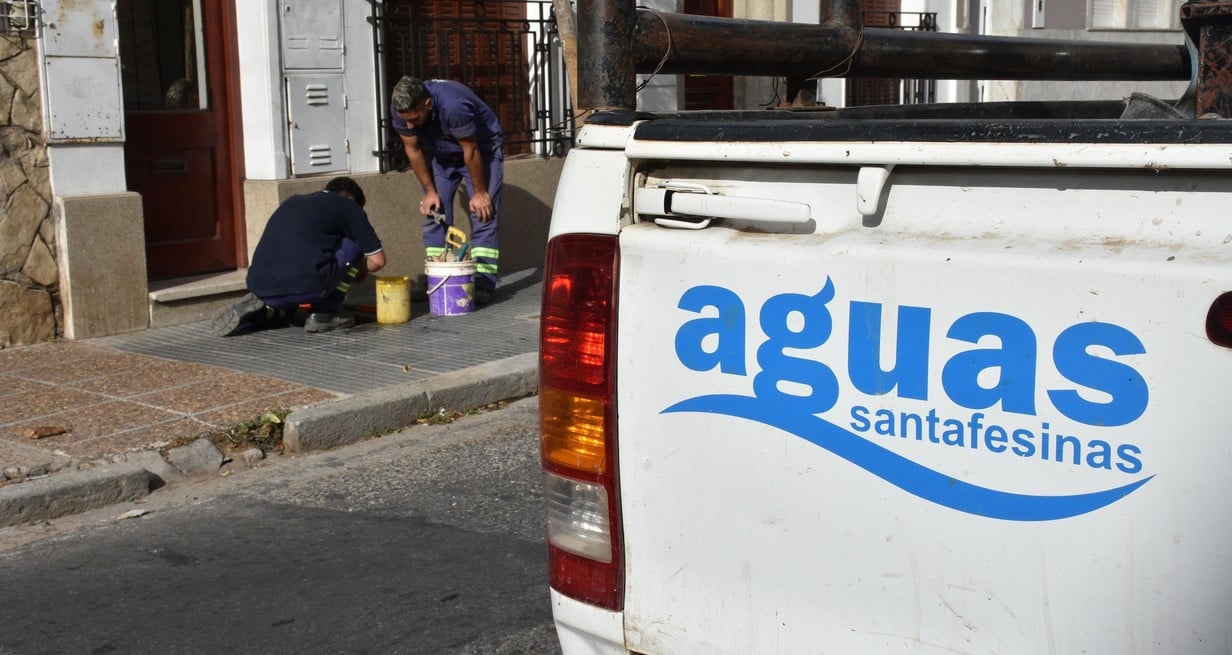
[419,192,442,217]
[469,191,494,223]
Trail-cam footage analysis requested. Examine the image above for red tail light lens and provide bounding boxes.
[539,233,623,610]
[1207,292,1232,348]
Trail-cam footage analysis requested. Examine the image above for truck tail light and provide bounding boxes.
[1207,292,1232,348]
[539,233,623,610]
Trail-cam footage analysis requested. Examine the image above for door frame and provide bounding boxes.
[217,0,247,269]
[125,0,248,279]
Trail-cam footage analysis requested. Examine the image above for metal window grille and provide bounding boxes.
[0,0,37,33]
[847,11,938,106]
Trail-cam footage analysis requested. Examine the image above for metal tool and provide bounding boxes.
[430,211,470,261]
[447,227,470,261]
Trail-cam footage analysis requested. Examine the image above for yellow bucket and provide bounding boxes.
[376,276,411,324]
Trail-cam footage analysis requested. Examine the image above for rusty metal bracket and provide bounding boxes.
[1182,1,1232,117]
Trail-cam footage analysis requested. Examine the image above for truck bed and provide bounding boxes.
[543,107,1232,653]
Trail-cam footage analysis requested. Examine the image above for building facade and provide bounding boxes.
[0,0,1192,346]
[1,0,565,346]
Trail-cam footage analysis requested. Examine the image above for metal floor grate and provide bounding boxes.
[95,269,542,396]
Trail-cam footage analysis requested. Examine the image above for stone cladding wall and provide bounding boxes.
[0,32,55,347]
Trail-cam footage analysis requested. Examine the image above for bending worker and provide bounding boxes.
[390,75,503,306]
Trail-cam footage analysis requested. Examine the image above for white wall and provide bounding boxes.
[979,0,1189,103]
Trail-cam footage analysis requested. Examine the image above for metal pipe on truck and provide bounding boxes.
[577,0,1232,118]
[628,12,1192,82]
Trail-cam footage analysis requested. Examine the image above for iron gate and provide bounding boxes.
[370,0,574,172]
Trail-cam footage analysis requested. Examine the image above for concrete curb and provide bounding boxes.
[284,352,539,452]
[0,463,151,528]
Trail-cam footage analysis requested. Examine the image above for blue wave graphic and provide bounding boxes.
[663,394,1152,521]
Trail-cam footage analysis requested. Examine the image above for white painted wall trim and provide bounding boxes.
[343,1,379,174]
[46,146,128,196]
[236,1,289,180]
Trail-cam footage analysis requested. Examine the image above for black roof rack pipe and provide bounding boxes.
[630,12,1192,82]
[856,29,1190,81]
[577,0,637,111]
[819,0,861,31]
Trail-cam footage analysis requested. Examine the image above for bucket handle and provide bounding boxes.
[426,273,452,296]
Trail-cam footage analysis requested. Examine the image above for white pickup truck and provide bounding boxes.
[538,5,1232,654]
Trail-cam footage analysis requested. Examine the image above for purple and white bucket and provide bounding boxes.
[425,260,476,316]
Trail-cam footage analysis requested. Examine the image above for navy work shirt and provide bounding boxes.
[246,190,382,297]
[391,79,503,164]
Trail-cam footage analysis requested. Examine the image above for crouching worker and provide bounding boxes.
[211,176,386,336]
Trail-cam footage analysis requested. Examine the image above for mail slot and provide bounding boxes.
[152,159,189,174]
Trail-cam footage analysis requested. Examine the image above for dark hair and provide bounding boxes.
[325,176,366,208]
[391,76,428,112]
[165,78,195,109]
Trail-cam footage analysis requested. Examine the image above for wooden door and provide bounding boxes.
[683,0,733,110]
[119,0,242,280]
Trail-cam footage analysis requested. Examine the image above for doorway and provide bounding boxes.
[118,0,243,281]
[682,0,733,110]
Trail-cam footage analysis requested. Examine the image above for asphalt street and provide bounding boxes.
[0,397,560,655]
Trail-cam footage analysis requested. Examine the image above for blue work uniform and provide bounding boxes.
[391,79,504,292]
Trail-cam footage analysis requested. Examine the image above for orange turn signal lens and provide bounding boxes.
[540,386,607,474]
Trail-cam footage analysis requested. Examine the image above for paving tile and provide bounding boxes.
[68,357,227,397]
[0,386,111,427]
[1,400,182,446]
[58,417,215,460]
[133,373,328,414]
[0,374,54,399]
[18,349,154,385]
[0,341,99,373]
[193,388,339,428]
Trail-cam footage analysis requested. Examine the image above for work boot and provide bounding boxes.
[211,293,272,336]
[475,288,494,306]
[304,312,356,333]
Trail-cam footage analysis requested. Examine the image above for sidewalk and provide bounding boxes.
[0,269,542,526]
